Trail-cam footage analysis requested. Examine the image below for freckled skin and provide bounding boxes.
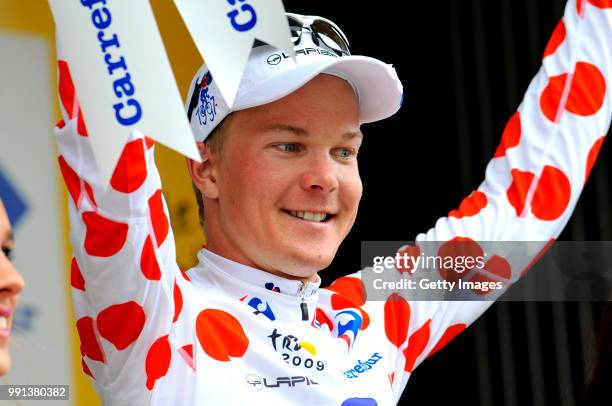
[189,74,363,282]
[0,200,25,376]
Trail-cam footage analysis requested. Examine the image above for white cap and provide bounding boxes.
[185,17,403,142]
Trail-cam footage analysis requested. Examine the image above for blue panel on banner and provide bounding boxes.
[0,166,28,227]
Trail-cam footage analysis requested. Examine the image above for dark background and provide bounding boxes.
[281,0,611,405]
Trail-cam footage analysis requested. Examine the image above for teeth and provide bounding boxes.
[0,317,7,329]
[289,211,328,222]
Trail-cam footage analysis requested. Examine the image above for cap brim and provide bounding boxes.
[233,56,403,124]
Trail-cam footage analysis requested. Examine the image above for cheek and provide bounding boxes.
[342,172,363,210]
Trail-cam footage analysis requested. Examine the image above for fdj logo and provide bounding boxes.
[245,374,318,391]
[226,0,257,32]
[268,328,325,371]
[336,309,363,348]
[196,71,217,126]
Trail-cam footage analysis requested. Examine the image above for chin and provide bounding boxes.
[280,247,336,277]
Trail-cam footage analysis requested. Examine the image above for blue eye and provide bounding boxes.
[277,144,300,152]
[334,148,356,160]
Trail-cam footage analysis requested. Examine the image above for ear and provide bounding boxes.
[186,141,219,199]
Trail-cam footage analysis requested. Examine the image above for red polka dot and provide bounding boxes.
[540,63,606,122]
[566,62,606,117]
[110,139,148,193]
[540,73,567,122]
[145,335,171,390]
[145,136,155,149]
[543,20,566,58]
[483,255,512,279]
[312,307,334,331]
[173,281,183,323]
[384,293,411,348]
[196,309,249,361]
[179,344,195,370]
[494,112,521,158]
[57,60,88,137]
[56,119,65,129]
[181,344,193,359]
[330,294,371,330]
[437,238,483,283]
[82,212,128,257]
[97,301,145,350]
[586,136,605,182]
[531,166,571,221]
[76,316,105,363]
[578,0,585,16]
[470,255,512,296]
[83,181,97,207]
[82,358,94,379]
[507,166,570,220]
[58,156,96,209]
[327,276,366,306]
[148,190,169,247]
[403,319,431,373]
[507,169,534,216]
[448,190,488,219]
[140,236,161,280]
[589,0,612,8]
[58,60,76,119]
[428,324,466,358]
[77,109,88,137]
[71,257,85,291]
[181,269,192,282]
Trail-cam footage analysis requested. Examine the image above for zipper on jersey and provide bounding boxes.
[298,281,309,321]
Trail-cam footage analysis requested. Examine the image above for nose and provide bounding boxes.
[299,154,339,193]
[0,257,24,300]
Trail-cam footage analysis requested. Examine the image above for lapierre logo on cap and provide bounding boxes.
[187,71,219,127]
[266,47,339,66]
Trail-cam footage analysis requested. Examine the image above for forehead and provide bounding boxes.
[231,74,360,133]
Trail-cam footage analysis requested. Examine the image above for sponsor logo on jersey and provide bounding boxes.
[268,328,326,371]
[341,352,383,379]
[335,309,363,348]
[245,373,319,391]
[240,295,276,321]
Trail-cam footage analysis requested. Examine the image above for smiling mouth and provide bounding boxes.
[283,210,335,223]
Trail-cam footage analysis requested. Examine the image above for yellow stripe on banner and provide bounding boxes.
[0,0,206,404]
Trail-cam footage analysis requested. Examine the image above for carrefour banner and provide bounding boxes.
[47,0,295,187]
[48,0,200,186]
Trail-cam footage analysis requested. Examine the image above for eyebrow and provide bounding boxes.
[266,124,363,140]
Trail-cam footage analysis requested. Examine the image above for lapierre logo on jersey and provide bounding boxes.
[342,352,383,379]
[245,374,319,391]
[268,328,326,371]
[266,47,338,65]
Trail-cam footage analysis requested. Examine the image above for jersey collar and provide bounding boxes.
[197,248,321,298]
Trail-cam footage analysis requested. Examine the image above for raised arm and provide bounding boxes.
[55,53,187,403]
[376,0,611,399]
